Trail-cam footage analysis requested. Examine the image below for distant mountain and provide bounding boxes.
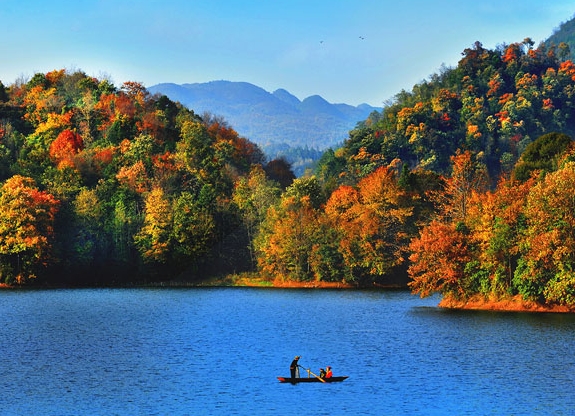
[147,81,381,156]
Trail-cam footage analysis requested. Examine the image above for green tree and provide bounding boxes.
[70,188,105,270]
[284,176,324,209]
[512,132,573,181]
[255,195,322,282]
[171,192,215,270]
[233,165,281,267]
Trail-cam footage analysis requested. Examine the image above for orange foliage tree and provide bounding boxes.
[463,176,534,296]
[49,129,84,168]
[408,220,471,298]
[0,175,59,283]
[439,150,489,223]
[409,151,488,299]
[325,166,413,285]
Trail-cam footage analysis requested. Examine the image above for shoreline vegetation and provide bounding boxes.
[438,294,575,313]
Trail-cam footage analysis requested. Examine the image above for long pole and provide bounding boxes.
[300,365,325,383]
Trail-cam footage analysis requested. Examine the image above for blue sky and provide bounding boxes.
[1,0,574,106]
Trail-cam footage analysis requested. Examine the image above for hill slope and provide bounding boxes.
[147,81,380,154]
[545,14,575,60]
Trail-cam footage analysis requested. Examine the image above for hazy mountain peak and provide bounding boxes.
[272,88,301,107]
[148,81,381,153]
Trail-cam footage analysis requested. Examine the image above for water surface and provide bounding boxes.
[0,288,573,415]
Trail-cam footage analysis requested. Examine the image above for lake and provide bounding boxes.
[0,288,573,415]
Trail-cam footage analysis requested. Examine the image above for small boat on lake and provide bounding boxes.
[277,376,349,383]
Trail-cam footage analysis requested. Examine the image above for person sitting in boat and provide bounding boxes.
[325,366,333,379]
[319,368,326,378]
[290,356,300,378]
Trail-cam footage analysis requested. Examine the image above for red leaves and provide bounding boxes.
[502,43,521,63]
[0,176,59,283]
[49,129,84,168]
[408,221,470,298]
[93,146,115,166]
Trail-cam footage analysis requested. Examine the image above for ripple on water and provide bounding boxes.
[0,289,573,415]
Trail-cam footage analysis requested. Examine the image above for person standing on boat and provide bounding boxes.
[290,356,300,378]
[325,366,332,379]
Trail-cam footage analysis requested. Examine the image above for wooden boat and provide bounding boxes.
[277,376,349,383]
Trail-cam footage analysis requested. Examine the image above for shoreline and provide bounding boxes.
[222,276,405,290]
[0,277,399,291]
[438,294,575,313]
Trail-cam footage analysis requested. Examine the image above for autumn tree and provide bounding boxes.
[439,150,489,224]
[255,195,324,282]
[134,187,173,265]
[514,161,575,306]
[408,220,471,298]
[409,151,488,298]
[205,117,265,174]
[325,166,413,285]
[463,176,534,296]
[0,176,59,283]
[49,129,84,168]
[254,176,334,282]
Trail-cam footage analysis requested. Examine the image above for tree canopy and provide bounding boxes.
[0,70,292,285]
[3,33,575,310]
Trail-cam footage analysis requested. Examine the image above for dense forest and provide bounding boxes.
[2,34,575,308]
[0,70,294,285]
[257,37,575,308]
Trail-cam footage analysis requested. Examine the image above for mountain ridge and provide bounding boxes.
[147,80,381,155]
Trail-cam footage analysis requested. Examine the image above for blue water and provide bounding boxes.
[0,288,573,415]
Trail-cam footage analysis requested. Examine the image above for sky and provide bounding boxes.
[1,0,574,106]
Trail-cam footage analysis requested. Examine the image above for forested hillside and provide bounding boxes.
[3,32,575,309]
[256,37,575,308]
[545,15,575,62]
[0,70,293,285]
[326,39,575,179]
